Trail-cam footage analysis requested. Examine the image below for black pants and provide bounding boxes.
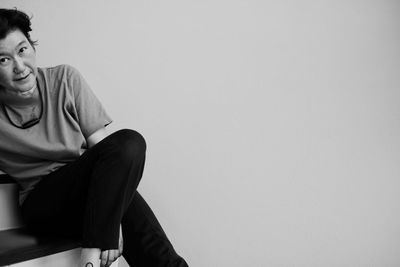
[21,129,188,267]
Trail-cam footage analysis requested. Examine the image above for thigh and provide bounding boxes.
[20,147,102,236]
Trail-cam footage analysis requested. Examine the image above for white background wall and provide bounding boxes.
[2,1,400,266]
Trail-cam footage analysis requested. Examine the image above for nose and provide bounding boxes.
[13,57,26,74]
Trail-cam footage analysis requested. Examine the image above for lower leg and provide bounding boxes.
[121,192,188,267]
[82,129,146,250]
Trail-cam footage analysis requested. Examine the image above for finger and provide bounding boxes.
[100,250,109,267]
[119,227,124,257]
[106,251,113,267]
[112,249,119,261]
[118,239,123,256]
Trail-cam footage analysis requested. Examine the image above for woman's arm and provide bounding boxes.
[86,127,109,148]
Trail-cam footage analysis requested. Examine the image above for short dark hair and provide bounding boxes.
[0,8,37,46]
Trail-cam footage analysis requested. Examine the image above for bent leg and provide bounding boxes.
[21,129,188,265]
[21,129,146,249]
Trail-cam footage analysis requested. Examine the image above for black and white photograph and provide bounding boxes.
[0,1,399,267]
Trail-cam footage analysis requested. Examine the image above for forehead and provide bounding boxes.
[0,29,29,52]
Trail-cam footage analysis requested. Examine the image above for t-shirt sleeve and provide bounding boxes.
[66,65,113,138]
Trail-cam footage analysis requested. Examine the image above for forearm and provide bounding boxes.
[86,127,109,148]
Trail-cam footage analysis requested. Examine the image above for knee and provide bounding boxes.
[107,129,147,161]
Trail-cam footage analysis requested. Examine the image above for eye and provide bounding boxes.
[19,46,29,54]
[0,57,10,65]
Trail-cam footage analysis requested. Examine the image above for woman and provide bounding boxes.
[0,8,188,267]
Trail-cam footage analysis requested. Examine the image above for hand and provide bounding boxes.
[99,225,123,267]
[100,249,119,267]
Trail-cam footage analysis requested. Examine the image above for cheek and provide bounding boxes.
[0,72,7,84]
[27,51,37,65]
[0,70,12,86]
[27,56,37,70]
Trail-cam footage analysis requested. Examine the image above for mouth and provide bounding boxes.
[14,72,31,81]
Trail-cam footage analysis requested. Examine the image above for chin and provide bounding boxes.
[14,84,36,96]
[16,79,36,91]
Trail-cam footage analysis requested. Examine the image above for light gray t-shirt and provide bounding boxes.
[0,64,112,203]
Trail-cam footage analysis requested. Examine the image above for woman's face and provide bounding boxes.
[0,29,37,97]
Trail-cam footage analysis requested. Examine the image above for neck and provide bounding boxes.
[0,84,40,107]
